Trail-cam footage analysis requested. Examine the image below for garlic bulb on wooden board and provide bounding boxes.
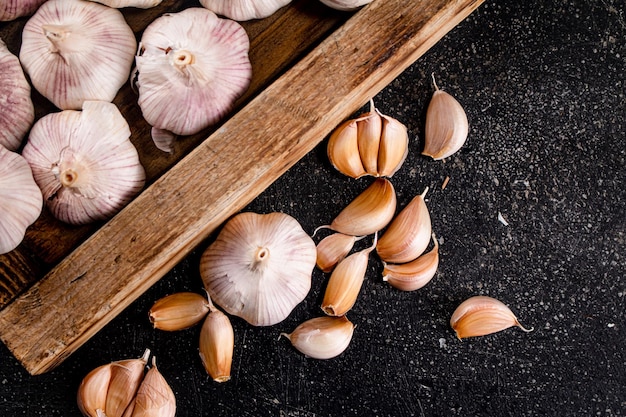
[87,0,163,8]
[200,212,317,326]
[135,8,252,152]
[21,101,145,225]
[199,0,292,21]
[0,146,43,255]
[319,0,372,12]
[0,0,47,21]
[0,39,35,151]
[19,0,136,110]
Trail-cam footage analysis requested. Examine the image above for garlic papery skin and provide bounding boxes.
[19,0,136,110]
[149,292,211,331]
[199,301,234,383]
[0,0,47,21]
[281,315,355,360]
[129,358,176,417]
[135,8,252,152]
[88,0,164,9]
[316,232,363,273]
[0,39,35,151]
[21,100,146,225]
[0,146,43,255]
[200,212,317,326]
[382,233,439,292]
[199,0,292,21]
[376,187,431,264]
[319,0,373,12]
[423,74,469,160]
[450,296,534,339]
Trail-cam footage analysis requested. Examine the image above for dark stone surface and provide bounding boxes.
[1,0,624,416]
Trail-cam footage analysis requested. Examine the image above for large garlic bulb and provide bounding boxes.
[199,0,292,21]
[200,212,317,326]
[19,0,137,110]
[0,39,35,151]
[0,146,43,254]
[0,0,47,21]
[135,8,252,152]
[22,101,145,225]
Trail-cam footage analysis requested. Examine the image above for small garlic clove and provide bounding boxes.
[377,112,409,177]
[327,119,367,179]
[105,349,151,417]
[315,232,362,273]
[199,0,292,21]
[149,292,210,331]
[77,363,112,417]
[450,296,534,339]
[356,99,383,176]
[423,74,469,160]
[150,127,177,154]
[376,187,431,264]
[0,0,47,21]
[328,178,397,236]
[281,315,355,359]
[130,357,176,417]
[199,302,234,383]
[318,0,373,12]
[382,233,439,291]
[321,234,376,316]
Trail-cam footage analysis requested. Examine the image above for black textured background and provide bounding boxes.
[1,1,625,416]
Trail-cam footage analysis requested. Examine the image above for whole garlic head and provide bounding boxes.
[19,0,137,110]
[22,101,146,225]
[199,0,292,21]
[0,146,43,255]
[319,0,373,11]
[0,0,47,21]
[200,212,317,326]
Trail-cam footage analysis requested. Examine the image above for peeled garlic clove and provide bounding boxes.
[199,0,292,21]
[88,0,164,8]
[423,74,469,160]
[200,212,317,326]
[316,232,362,273]
[77,363,112,417]
[135,8,252,150]
[0,147,43,255]
[199,303,234,382]
[382,233,439,291]
[281,315,355,360]
[450,296,533,339]
[22,101,146,225]
[318,0,373,12]
[130,357,176,417]
[19,0,136,110]
[356,99,383,176]
[106,349,151,417]
[377,112,409,177]
[376,187,431,264]
[0,39,35,151]
[149,292,210,331]
[327,119,367,179]
[329,178,397,236]
[0,0,46,21]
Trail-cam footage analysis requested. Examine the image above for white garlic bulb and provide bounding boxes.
[0,0,47,21]
[200,212,317,327]
[19,0,137,110]
[0,146,43,255]
[199,0,292,21]
[22,101,146,225]
[319,0,372,12]
[87,0,163,8]
[134,8,252,153]
[0,39,34,151]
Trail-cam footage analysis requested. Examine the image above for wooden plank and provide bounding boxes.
[0,0,484,375]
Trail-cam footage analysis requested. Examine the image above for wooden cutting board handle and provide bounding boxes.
[0,0,484,375]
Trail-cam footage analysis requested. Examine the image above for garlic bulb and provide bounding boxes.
[22,101,145,225]
[0,146,43,255]
[135,8,252,152]
[450,296,533,339]
[200,212,317,326]
[281,315,355,360]
[199,0,292,21]
[319,0,373,12]
[0,0,47,21]
[88,0,164,8]
[0,39,35,151]
[19,0,137,110]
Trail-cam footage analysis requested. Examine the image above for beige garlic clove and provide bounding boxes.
[319,0,373,12]
[199,301,234,383]
[129,357,176,417]
[321,234,376,316]
[21,101,146,225]
[356,99,383,176]
[149,292,210,331]
[0,39,35,151]
[0,147,43,255]
[0,0,47,21]
[327,119,367,179]
[315,232,363,273]
[377,111,409,177]
[135,8,252,151]
[200,212,317,326]
[199,0,292,21]
[423,74,469,160]
[19,0,136,110]
[281,315,355,359]
[382,233,439,291]
[327,178,397,236]
[376,187,431,264]
[77,362,112,417]
[88,0,164,9]
[450,296,534,339]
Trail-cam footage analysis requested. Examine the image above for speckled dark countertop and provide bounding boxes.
[1,1,624,416]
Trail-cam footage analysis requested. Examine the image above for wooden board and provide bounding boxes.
[0,0,484,375]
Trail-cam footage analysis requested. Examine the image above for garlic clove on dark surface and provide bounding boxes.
[382,233,439,291]
[450,296,533,339]
[281,315,355,360]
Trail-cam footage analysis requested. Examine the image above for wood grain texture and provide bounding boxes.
[0,0,484,374]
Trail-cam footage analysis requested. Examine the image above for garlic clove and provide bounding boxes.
[199,0,292,21]
[315,232,363,273]
[356,99,383,176]
[423,74,469,160]
[0,39,35,151]
[77,363,112,417]
[0,0,47,21]
[105,349,151,417]
[281,315,355,360]
[149,292,211,331]
[19,0,137,110]
[199,302,234,383]
[318,0,373,12]
[200,212,317,326]
[377,111,409,177]
[327,119,367,179]
[376,187,431,264]
[150,127,178,154]
[450,296,534,339]
[328,178,397,236]
[382,233,439,291]
[130,357,176,417]
[87,0,164,9]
